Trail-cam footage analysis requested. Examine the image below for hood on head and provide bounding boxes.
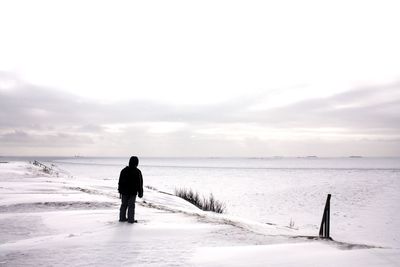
[129,156,139,168]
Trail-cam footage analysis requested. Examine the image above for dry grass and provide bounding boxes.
[174,188,226,214]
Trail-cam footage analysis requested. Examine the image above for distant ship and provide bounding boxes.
[349,156,363,158]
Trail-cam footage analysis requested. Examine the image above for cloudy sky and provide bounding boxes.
[0,0,399,157]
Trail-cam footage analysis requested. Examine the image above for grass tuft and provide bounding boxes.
[145,185,157,190]
[31,160,58,176]
[174,188,226,214]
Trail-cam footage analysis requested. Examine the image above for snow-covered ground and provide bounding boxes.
[47,156,400,248]
[1,161,399,266]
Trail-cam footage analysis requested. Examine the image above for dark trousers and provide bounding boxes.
[120,194,136,222]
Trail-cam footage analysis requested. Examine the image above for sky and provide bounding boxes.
[0,0,399,157]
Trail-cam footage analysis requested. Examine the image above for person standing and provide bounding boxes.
[118,156,143,223]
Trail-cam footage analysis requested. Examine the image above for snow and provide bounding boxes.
[192,243,400,267]
[1,161,399,266]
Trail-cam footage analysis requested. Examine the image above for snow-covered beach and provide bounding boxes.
[1,159,399,266]
[2,0,400,265]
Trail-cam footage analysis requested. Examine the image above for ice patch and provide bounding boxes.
[0,201,117,213]
[0,215,51,243]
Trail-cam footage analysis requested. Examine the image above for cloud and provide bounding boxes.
[0,71,256,127]
[247,82,400,131]
[1,72,400,156]
[0,130,94,147]
[3,71,399,129]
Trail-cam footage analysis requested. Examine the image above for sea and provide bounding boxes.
[4,156,400,246]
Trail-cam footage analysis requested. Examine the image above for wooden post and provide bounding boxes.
[319,194,331,239]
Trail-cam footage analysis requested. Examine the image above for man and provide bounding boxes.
[118,156,143,223]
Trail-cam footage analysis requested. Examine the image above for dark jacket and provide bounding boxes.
[118,166,143,197]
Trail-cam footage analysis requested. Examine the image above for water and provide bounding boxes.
[7,156,400,246]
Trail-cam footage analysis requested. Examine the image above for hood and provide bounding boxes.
[129,156,139,168]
